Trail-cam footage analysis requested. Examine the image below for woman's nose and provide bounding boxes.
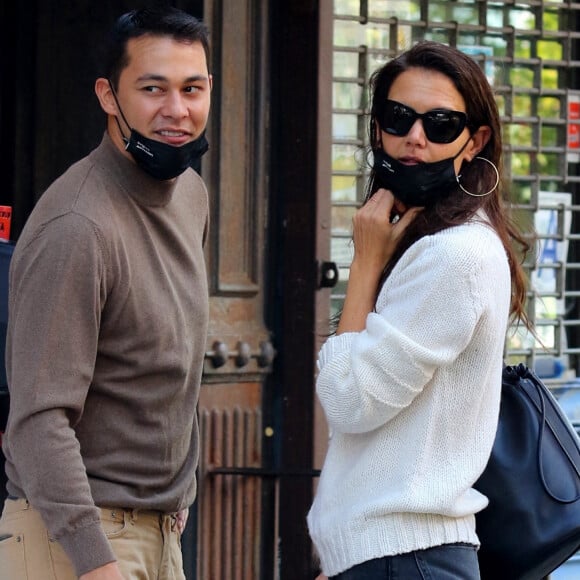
[405,119,428,146]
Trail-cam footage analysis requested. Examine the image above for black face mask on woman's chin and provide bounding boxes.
[372,139,471,207]
[108,80,209,181]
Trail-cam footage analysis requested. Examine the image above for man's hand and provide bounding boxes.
[79,562,125,579]
[174,508,189,534]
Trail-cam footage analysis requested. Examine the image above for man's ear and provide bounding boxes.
[465,125,492,161]
[94,78,118,116]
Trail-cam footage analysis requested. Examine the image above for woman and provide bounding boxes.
[308,41,529,580]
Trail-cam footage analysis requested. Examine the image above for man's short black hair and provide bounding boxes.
[101,6,210,89]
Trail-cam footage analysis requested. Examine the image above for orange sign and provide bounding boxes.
[0,206,12,241]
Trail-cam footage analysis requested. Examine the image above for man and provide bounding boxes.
[0,7,212,579]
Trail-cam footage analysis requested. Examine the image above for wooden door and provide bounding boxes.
[192,0,275,577]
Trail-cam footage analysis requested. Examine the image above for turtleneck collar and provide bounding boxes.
[90,131,182,207]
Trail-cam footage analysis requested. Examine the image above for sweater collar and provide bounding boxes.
[91,132,180,207]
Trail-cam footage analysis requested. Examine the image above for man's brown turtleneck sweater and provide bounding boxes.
[3,132,209,575]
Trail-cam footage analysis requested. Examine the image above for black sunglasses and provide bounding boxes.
[378,99,469,144]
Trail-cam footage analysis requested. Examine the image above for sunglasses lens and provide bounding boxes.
[423,111,466,144]
[382,101,415,136]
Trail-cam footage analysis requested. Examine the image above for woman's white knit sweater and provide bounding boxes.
[307,218,511,577]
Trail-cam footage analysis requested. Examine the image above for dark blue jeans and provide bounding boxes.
[330,543,480,580]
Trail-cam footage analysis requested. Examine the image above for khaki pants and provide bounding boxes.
[0,498,186,580]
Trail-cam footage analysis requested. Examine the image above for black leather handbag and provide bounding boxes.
[474,363,580,580]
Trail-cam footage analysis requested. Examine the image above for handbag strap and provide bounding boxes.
[529,369,580,503]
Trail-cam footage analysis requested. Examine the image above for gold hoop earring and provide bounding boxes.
[457,157,500,197]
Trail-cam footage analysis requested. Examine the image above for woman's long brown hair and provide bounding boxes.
[365,41,531,328]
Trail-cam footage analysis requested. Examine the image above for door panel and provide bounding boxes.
[199,0,273,578]
[198,383,262,580]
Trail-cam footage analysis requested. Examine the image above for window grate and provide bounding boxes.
[331,0,580,382]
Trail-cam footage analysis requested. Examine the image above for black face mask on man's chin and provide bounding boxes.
[122,129,209,181]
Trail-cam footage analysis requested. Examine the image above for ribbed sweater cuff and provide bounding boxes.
[318,332,357,367]
[58,521,116,576]
[310,512,479,577]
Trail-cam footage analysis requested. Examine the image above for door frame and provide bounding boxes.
[266,1,333,578]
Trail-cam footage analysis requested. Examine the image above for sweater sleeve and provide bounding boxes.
[316,233,483,434]
[4,213,116,575]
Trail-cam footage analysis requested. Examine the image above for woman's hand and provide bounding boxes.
[351,189,418,273]
[337,189,420,334]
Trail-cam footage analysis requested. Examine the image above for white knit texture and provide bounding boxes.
[307,219,511,577]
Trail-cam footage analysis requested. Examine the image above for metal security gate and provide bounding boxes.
[330,0,580,372]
